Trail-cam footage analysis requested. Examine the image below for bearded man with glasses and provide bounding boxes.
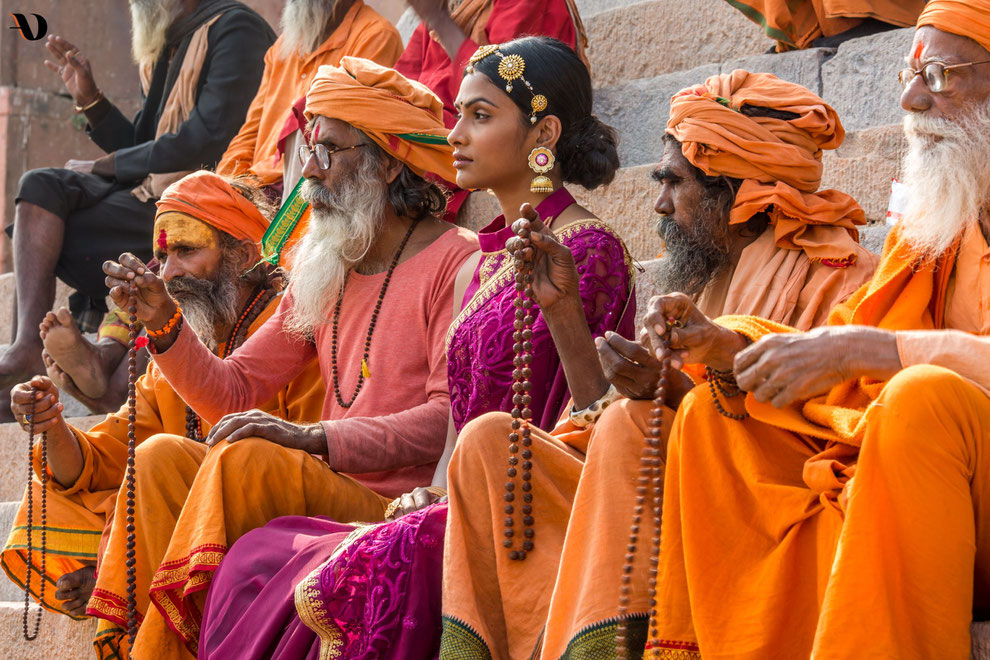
[649,2,990,659]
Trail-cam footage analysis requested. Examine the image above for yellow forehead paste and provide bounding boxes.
[153,211,219,253]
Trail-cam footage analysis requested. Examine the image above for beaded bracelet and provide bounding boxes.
[568,384,623,428]
[146,303,182,339]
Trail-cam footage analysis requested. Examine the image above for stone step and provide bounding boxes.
[0,602,96,659]
[0,501,22,602]
[0,273,73,347]
[0,417,103,503]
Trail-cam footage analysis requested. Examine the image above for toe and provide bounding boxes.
[54,308,74,327]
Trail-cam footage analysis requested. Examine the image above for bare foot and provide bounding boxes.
[42,350,110,415]
[40,308,109,400]
[55,564,96,617]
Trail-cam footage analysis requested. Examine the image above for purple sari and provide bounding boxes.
[198,189,635,660]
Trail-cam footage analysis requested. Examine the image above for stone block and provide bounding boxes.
[586,0,767,87]
[0,501,21,601]
[821,28,914,132]
[0,416,103,502]
[572,164,660,262]
[0,0,140,105]
[0,602,97,659]
[456,190,501,234]
[974,622,990,660]
[859,221,890,256]
[633,258,661,328]
[594,64,720,169]
[820,123,906,224]
[720,46,834,96]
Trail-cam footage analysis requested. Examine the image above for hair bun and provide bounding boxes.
[558,115,621,190]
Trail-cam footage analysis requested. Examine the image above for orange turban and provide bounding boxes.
[155,171,269,246]
[666,70,865,265]
[304,57,456,183]
[918,0,990,54]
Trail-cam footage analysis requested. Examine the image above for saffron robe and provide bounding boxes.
[726,0,924,50]
[655,223,990,659]
[216,0,402,186]
[440,223,877,658]
[102,227,477,658]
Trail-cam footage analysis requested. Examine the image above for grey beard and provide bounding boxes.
[278,0,338,59]
[164,262,241,352]
[654,214,731,298]
[282,148,388,340]
[130,0,183,68]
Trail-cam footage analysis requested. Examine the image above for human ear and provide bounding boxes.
[383,155,404,185]
[530,115,563,152]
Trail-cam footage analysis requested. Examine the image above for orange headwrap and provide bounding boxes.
[666,70,864,265]
[917,0,990,54]
[304,57,456,183]
[155,171,269,246]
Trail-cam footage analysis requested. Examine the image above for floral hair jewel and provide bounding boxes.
[466,44,548,124]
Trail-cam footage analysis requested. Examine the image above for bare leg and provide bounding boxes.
[0,201,62,387]
[40,308,117,400]
[55,563,96,618]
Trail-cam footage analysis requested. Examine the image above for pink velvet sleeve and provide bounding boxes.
[153,297,317,424]
[896,330,990,392]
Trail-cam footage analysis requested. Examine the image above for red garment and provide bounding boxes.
[153,227,479,498]
[395,0,580,127]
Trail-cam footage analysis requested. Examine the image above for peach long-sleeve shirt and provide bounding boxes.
[154,227,479,497]
[216,0,403,186]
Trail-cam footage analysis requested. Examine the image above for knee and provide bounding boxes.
[200,437,282,476]
[881,364,967,408]
[449,412,514,481]
[586,398,655,458]
[136,433,189,461]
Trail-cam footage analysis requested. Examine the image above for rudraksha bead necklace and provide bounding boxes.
[706,366,749,421]
[615,321,676,658]
[21,394,48,641]
[184,285,275,441]
[124,287,140,645]
[504,237,537,561]
[330,220,417,408]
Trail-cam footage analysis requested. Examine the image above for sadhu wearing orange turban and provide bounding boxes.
[262,56,456,267]
[651,4,990,659]
[0,170,326,659]
[663,70,878,329]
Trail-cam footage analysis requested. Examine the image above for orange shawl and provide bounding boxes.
[304,57,456,182]
[917,0,990,53]
[667,70,864,264]
[718,226,956,448]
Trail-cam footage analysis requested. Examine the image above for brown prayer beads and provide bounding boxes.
[706,366,749,421]
[124,288,139,645]
[615,324,672,658]
[21,393,48,641]
[504,246,536,561]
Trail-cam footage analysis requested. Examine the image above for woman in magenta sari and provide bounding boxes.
[198,36,633,660]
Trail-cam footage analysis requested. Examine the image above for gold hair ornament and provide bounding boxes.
[466,44,547,124]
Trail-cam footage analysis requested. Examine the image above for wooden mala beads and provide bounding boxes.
[124,287,140,645]
[504,238,537,561]
[21,393,48,641]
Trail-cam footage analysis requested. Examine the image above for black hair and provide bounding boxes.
[359,135,449,221]
[469,36,620,189]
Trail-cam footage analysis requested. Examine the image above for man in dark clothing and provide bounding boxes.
[0,0,274,397]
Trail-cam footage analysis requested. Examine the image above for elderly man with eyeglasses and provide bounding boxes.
[645,2,990,659]
[94,58,478,657]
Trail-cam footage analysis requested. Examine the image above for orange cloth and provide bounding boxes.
[216,0,402,187]
[80,296,326,659]
[725,0,924,51]
[667,70,867,265]
[918,0,990,54]
[156,171,269,244]
[304,57,457,182]
[652,222,986,658]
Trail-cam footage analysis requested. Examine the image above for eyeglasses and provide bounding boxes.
[298,143,367,170]
[898,60,990,93]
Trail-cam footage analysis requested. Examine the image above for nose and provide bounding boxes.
[654,185,674,217]
[161,254,182,282]
[901,73,933,113]
[448,116,466,147]
[301,149,321,180]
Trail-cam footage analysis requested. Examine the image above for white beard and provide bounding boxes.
[278,0,339,59]
[898,102,990,258]
[282,151,388,340]
[129,0,184,69]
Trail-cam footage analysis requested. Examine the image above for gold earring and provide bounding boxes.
[528,147,554,194]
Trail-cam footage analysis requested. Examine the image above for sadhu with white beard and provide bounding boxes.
[648,1,990,658]
[99,57,478,659]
